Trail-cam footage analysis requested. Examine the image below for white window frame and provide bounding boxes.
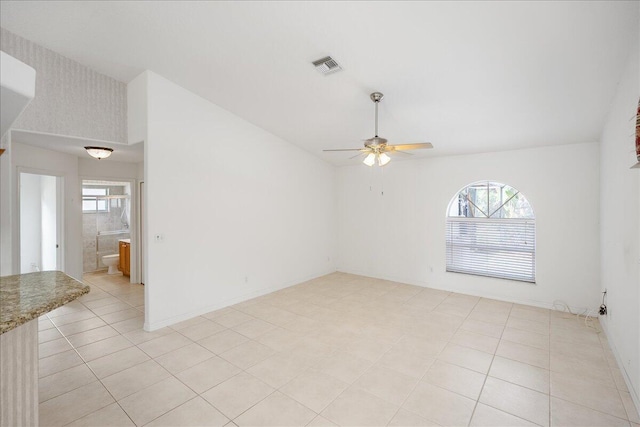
[446,182,536,283]
[82,187,108,213]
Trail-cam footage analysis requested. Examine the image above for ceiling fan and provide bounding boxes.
[324,92,433,166]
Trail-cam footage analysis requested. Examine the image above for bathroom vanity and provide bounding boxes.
[0,271,89,427]
[119,238,130,276]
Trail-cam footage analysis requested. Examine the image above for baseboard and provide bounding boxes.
[143,267,336,331]
[336,268,590,313]
[599,318,640,420]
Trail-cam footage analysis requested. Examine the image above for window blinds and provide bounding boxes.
[446,217,536,283]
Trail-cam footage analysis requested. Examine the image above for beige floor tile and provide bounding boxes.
[437,343,494,374]
[246,352,308,388]
[39,364,98,403]
[450,329,500,354]
[82,296,121,310]
[376,347,435,378]
[550,371,627,419]
[219,340,276,369]
[39,327,63,343]
[110,316,145,334]
[119,376,197,426]
[306,415,338,427]
[202,372,275,419]
[321,386,399,426]
[502,327,550,350]
[202,307,238,320]
[621,390,640,423]
[423,359,486,400]
[470,403,540,426]
[39,349,84,378]
[198,329,249,354]
[87,346,150,379]
[154,342,215,374]
[56,317,107,336]
[395,335,449,359]
[510,306,550,323]
[138,332,193,358]
[403,381,476,426]
[75,335,133,361]
[232,318,278,339]
[145,396,229,427]
[66,402,135,427]
[550,353,615,388]
[255,327,303,351]
[178,320,226,341]
[66,325,119,348]
[496,339,550,369]
[36,272,635,427]
[235,391,317,426]
[39,337,74,358]
[39,317,56,331]
[122,326,172,345]
[171,316,209,331]
[50,310,97,327]
[280,370,349,413]
[507,317,549,335]
[550,396,630,427]
[489,355,550,393]
[388,408,439,426]
[345,336,396,362]
[102,359,170,400]
[318,350,373,383]
[468,309,510,325]
[39,381,114,427]
[353,364,419,406]
[90,301,133,316]
[214,310,255,328]
[479,377,549,426]
[176,355,242,393]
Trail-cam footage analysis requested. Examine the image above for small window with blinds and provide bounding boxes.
[446,181,536,283]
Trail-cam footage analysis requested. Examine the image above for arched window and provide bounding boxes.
[446,181,536,283]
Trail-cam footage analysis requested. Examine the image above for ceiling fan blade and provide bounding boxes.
[393,150,414,156]
[323,148,368,152]
[348,152,367,160]
[387,143,433,151]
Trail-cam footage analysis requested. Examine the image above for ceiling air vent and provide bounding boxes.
[312,56,342,75]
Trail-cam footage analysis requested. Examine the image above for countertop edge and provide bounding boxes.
[0,272,90,335]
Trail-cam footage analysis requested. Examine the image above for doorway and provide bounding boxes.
[19,172,62,273]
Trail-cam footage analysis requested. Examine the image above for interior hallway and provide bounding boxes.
[37,272,639,427]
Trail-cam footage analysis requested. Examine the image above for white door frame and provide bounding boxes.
[80,176,139,283]
[15,167,65,274]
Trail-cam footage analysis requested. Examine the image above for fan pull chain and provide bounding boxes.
[381,165,384,196]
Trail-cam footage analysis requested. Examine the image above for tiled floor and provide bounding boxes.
[38,271,639,427]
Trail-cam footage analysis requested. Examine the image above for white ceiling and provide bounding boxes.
[1,1,637,165]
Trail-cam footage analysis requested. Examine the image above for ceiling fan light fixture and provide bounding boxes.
[84,146,113,160]
[363,152,376,166]
[378,153,391,166]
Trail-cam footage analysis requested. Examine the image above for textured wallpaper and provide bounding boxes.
[1,28,127,143]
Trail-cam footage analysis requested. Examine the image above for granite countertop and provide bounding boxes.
[0,271,90,334]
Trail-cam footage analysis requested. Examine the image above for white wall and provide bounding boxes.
[11,142,82,280]
[599,31,640,408]
[338,142,600,311]
[141,71,337,330]
[40,174,57,271]
[19,173,41,273]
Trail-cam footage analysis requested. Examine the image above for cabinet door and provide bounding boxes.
[119,242,125,271]
[124,243,131,276]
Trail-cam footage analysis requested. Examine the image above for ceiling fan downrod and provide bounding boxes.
[370,92,384,138]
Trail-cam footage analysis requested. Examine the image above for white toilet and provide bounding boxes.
[102,254,120,274]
